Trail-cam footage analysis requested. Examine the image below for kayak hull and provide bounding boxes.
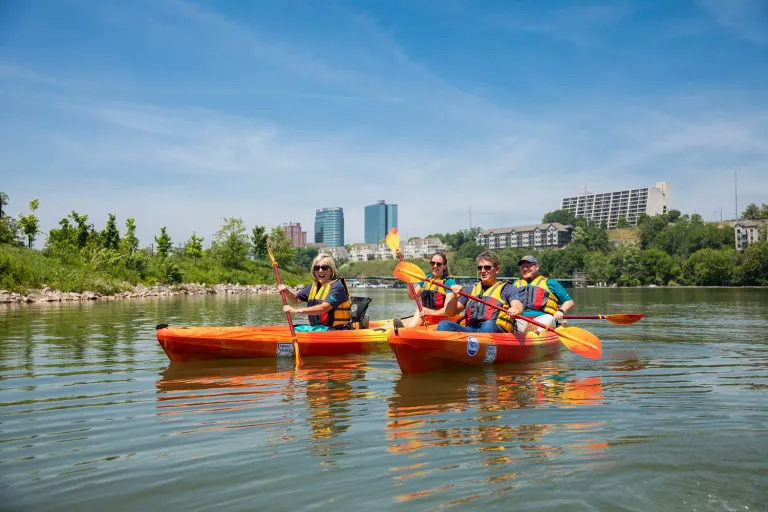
[388,326,561,374]
[157,321,392,362]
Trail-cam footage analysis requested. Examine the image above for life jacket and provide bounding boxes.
[307,278,352,328]
[421,273,451,310]
[465,281,514,332]
[513,275,558,315]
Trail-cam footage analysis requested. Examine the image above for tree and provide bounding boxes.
[17,199,40,248]
[0,216,19,245]
[456,241,485,260]
[0,192,8,218]
[617,216,629,228]
[542,209,577,225]
[667,209,682,223]
[741,242,768,285]
[122,218,139,255]
[760,203,768,220]
[610,245,642,286]
[185,231,204,260]
[251,225,267,260]
[683,248,733,285]
[70,211,94,249]
[267,226,296,267]
[640,248,675,285]
[212,217,250,268]
[583,251,611,285]
[101,213,121,251]
[155,226,172,258]
[295,246,319,270]
[742,203,761,220]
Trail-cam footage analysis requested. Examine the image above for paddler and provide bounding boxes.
[396,251,457,328]
[513,255,574,332]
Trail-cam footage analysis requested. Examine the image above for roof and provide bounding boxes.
[478,223,573,235]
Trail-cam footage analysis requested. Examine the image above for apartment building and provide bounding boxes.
[476,223,573,250]
[561,181,670,228]
[734,221,765,251]
[281,222,306,247]
[402,237,451,259]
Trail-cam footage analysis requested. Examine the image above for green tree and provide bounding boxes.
[0,192,8,218]
[0,216,20,245]
[213,217,250,268]
[122,218,139,255]
[295,246,319,270]
[760,203,768,220]
[70,211,94,249]
[101,213,121,250]
[456,241,485,260]
[667,209,682,223]
[251,225,267,260]
[186,231,204,260]
[640,248,675,285]
[583,251,611,284]
[616,216,629,228]
[741,242,768,285]
[742,203,761,219]
[267,226,296,267]
[155,226,172,258]
[611,245,642,286]
[683,248,733,285]
[17,199,40,248]
[637,213,670,249]
[542,209,577,225]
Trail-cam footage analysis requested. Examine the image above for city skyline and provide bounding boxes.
[1,1,766,247]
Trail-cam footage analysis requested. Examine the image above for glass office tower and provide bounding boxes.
[314,207,344,247]
[364,200,398,244]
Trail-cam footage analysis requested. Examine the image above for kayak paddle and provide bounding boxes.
[564,314,644,325]
[267,236,302,368]
[385,228,426,320]
[393,261,602,360]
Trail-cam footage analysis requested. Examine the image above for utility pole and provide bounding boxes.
[734,171,738,220]
[469,205,472,230]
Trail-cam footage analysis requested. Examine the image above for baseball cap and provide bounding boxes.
[518,255,539,265]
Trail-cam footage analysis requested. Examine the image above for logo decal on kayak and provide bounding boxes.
[484,345,497,364]
[276,343,294,357]
[467,336,479,356]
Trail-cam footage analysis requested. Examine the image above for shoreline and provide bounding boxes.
[0,282,302,305]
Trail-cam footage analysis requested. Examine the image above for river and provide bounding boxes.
[1,288,767,511]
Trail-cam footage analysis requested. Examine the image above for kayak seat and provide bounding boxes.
[350,296,373,329]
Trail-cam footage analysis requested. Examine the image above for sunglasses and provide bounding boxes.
[313,265,331,271]
[477,265,494,271]
[430,261,444,267]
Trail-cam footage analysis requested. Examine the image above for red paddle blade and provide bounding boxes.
[606,314,644,325]
[555,326,602,360]
[385,228,400,251]
[393,261,425,283]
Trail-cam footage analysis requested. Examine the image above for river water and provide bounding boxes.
[1,288,766,511]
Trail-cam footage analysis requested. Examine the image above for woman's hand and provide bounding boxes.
[278,284,288,293]
[283,305,300,314]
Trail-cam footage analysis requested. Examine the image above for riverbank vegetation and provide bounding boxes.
[1,193,767,294]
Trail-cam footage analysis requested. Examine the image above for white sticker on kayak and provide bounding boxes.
[484,345,497,364]
[467,336,479,357]
[276,343,294,357]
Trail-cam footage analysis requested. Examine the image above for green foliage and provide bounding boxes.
[0,192,8,218]
[583,251,611,284]
[212,217,250,268]
[251,225,267,260]
[683,248,733,285]
[667,209,682,223]
[742,203,761,219]
[639,248,676,285]
[17,198,40,248]
[267,226,296,267]
[0,216,20,244]
[542,209,577,225]
[295,247,319,271]
[617,216,628,228]
[456,241,485,260]
[186,231,204,260]
[741,242,768,285]
[155,226,172,258]
[101,213,121,250]
[611,245,642,286]
[571,224,610,252]
[122,218,139,255]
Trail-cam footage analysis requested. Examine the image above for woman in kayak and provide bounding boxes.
[279,254,352,331]
[397,251,457,328]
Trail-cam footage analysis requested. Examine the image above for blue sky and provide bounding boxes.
[1,0,767,247]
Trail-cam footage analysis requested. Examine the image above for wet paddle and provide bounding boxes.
[385,228,426,319]
[393,261,602,360]
[267,236,302,368]
[564,314,644,325]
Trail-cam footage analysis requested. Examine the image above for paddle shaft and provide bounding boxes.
[267,237,302,367]
[423,277,554,333]
[396,250,426,315]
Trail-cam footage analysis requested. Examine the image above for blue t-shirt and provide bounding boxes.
[521,278,572,317]
[297,280,348,309]
[458,281,520,307]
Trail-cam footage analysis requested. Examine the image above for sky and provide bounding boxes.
[1,0,767,247]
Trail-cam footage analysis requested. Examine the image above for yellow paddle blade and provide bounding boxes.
[266,236,278,266]
[385,227,400,251]
[555,326,602,360]
[393,261,426,283]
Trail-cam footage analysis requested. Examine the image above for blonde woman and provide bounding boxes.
[279,254,352,331]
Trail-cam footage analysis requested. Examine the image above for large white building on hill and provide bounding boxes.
[561,181,670,228]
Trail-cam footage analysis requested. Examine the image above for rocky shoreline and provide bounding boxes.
[0,283,303,304]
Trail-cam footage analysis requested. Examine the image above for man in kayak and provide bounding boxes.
[513,255,574,332]
[279,254,352,331]
[437,251,524,333]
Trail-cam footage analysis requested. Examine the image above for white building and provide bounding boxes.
[561,181,670,228]
[402,237,451,259]
[734,221,765,251]
[319,245,349,262]
[476,223,573,250]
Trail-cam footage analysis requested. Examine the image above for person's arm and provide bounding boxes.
[549,280,574,322]
[284,302,333,315]
[278,284,301,304]
[503,284,524,317]
[443,283,464,317]
[407,283,423,300]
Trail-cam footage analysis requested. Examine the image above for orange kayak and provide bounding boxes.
[157,321,392,362]
[388,325,561,374]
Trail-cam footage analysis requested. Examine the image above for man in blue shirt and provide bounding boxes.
[514,255,574,332]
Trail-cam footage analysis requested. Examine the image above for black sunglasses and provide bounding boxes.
[477,265,494,271]
[313,265,331,271]
[430,261,444,267]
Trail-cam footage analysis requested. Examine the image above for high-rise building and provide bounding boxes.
[561,182,670,228]
[282,222,306,247]
[364,200,398,244]
[314,207,344,247]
